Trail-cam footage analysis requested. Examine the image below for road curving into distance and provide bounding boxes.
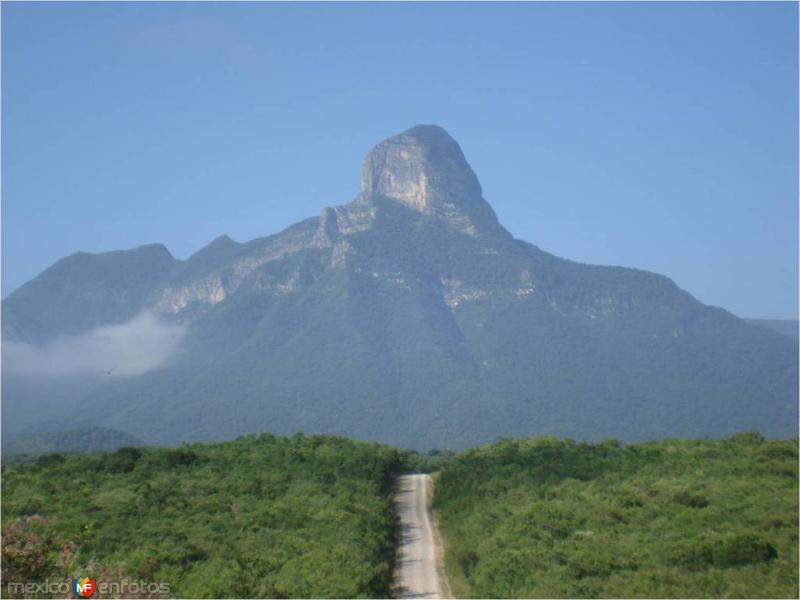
[394,473,450,599]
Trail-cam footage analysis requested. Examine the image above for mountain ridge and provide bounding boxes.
[2,125,797,450]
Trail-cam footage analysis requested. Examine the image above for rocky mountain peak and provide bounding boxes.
[359,125,504,236]
[3,125,797,452]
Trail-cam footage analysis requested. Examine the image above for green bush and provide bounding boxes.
[34,453,65,468]
[101,446,144,473]
[435,434,798,598]
[162,448,202,468]
[713,534,778,568]
[672,489,710,508]
[2,434,412,598]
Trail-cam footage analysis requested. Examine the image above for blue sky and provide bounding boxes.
[2,2,797,318]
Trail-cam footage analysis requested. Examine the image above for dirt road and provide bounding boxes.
[394,473,450,599]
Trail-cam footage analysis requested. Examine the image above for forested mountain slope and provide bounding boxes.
[3,126,797,450]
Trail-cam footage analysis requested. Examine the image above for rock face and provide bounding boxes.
[361,125,504,236]
[363,125,480,208]
[2,125,798,450]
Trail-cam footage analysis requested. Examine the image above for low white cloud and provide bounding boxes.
[3,312,186,377]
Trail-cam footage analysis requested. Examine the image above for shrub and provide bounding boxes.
[163,448,201,468]
[35,453,65,468]
[672,489,710,508]
[713,534,778,568]
[435,436,797,598]
[1,434,409,598]
[102,447,144,473]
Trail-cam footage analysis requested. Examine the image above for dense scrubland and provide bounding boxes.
[3,431,797,599]
[433,433,799,599]
[1,433,409,598]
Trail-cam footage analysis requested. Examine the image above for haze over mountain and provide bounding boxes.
[745,319,798,340]
[2,126,797,450]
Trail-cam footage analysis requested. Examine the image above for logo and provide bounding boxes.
[72,577,96,598]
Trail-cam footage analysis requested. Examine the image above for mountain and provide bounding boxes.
[2,427,144,459]
[745,319,798,340]
[2,125,797,450]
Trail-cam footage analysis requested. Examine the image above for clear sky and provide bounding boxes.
[2,2,797,319]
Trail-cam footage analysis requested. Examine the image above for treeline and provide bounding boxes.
[1,433,411,598]
[433,433,798,598]
[2,427,144,461]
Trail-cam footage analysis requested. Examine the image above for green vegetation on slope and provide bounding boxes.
[434,433,798,598]
[2,427,145,461]
[1,433,409,598]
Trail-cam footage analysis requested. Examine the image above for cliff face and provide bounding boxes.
[3,126,797,450]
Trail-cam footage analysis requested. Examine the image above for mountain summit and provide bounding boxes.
[359,125,505,237]
[363,126,481,203]
[2,126,797,450]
